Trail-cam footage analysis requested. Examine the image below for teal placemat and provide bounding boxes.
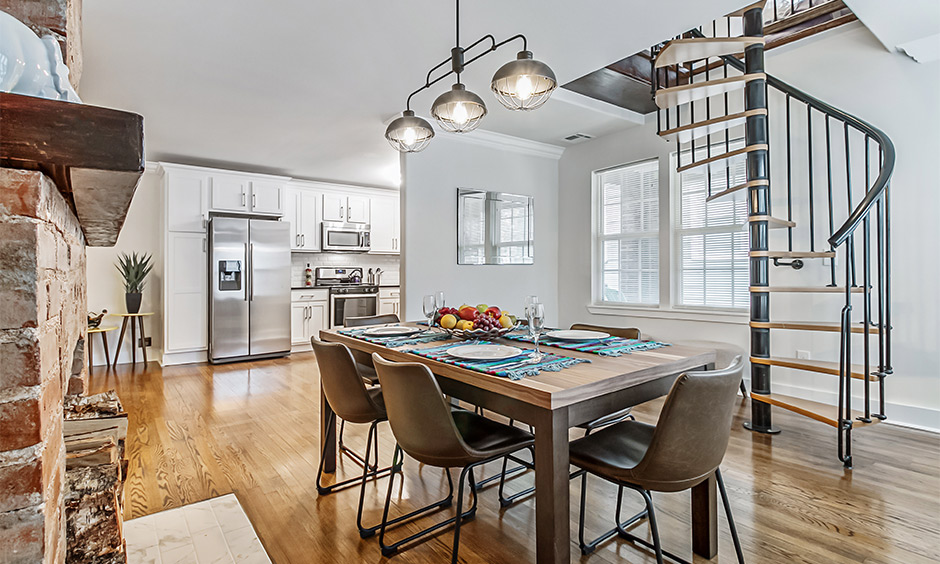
[404,340,590,381]
[503,331,670,357]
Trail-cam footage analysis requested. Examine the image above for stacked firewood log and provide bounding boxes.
[63,391,128,564]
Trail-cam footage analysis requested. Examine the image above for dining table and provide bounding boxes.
[319,324,718,564]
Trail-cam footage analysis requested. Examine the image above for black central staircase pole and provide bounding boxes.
[742,6,780,434]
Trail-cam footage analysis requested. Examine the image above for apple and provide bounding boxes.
[476,304,488,313]
[459,307,477,321]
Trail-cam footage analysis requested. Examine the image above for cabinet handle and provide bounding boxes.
[203,237,206,252]
[301,234,305,247]
[252,193,257,208]
[295,234,300,247]
[241,190,246,206]
[340,206,344,219]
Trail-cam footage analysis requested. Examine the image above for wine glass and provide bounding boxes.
[527,302,545,362]
[435,291,446,310]
[422,294,438,332]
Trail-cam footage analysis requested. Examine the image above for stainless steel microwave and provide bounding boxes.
[321,221,371,252]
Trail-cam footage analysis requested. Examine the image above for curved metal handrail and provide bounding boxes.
[689,29,896,248]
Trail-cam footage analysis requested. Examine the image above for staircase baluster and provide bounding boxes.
[860,137,872,422]
[884,180,892,376]
[843,253,853,468]
[825,116,836,285]
[785,94,793,251]
[807,105,817,253]
[845,122,857,287]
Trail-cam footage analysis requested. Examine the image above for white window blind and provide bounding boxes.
[676,142,749,309]
[595,159,659,305]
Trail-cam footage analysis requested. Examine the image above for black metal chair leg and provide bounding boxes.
[640,489,665,564]
[317,413,395,496]
[337,417,377,472]
[451,466,473,564]
[717,469,747,564]
[577,473,648,555]
[739,379,749,399]
[355,421,378,536]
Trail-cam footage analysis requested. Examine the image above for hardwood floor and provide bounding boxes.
[89,354,940,564]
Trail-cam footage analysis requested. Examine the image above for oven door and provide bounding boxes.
[331,294,378,327]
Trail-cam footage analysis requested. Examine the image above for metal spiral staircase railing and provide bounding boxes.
[650,1,894,468]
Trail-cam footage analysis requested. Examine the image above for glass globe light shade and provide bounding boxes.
[431,84,487,133]
[385,110,435,153]
[491,51,558,111]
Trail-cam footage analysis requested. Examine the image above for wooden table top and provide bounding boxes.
[320,326,716,410]
[111,312,154,317]
[87,325,118,333]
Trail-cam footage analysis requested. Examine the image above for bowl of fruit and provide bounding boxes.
[435,304,520,340]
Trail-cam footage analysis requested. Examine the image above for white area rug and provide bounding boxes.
[124,494,272,564]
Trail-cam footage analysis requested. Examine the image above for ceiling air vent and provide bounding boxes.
[563,133,593,143]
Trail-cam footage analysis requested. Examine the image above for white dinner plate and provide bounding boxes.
[362,326,423,337]
[545,330,611,341]
[447,344,523,361]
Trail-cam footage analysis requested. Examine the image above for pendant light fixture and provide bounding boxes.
[385,0,557,152]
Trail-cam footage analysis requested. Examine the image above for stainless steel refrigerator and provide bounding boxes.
[208,217,291,363]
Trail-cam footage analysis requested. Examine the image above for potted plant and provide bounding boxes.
[116,252,153,314]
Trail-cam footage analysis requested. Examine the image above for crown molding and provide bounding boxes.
[438,128,565,160]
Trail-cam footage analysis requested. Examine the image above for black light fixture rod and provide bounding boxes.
[403,32,529,111]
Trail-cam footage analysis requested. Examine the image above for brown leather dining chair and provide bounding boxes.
[312,339,397,538]
[570,356,747,563]
[371,353,534,564]
[333,314,400,466]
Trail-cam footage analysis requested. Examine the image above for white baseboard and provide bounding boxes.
[162,349,208,366]
[743,378,940,433]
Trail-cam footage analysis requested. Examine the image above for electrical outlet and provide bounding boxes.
[138,337,152,347]
[796,350,811,360]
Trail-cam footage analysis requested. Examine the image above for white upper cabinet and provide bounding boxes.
[210,173,250,213]
[322,193,371,224]
[285,187,319,250]
[250,179,284,215]
[346,195,371,224]
[164,166,209,233]
[370,193,400,254]
[322,193,345,222]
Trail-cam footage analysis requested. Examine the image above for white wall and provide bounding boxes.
[86,168,164,366]
[558,23,940,430]
[402,133,561,326]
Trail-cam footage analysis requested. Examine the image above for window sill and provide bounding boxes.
[585,303,749,325]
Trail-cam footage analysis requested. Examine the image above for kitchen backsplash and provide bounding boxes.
[291,253,400,287]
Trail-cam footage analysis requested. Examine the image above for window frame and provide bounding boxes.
[591,158,661,308]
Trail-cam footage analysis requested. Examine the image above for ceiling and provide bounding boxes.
[79,0,745,188]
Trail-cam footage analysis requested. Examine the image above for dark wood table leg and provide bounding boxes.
[113,319,128,369]
[138,317,148,364]
[130,318,137,365]
[692,473,719,558]
[88,333,94,369]
[102,331,111,368]
[320,388,336,473]
[533,407,570,564]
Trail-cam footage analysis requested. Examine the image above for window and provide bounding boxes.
[675,144,750,310]
[594,159,659,305]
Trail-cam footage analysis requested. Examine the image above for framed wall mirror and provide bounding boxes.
[457,188,534,265]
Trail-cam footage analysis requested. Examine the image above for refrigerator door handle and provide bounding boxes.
[244,243,250,301]
[248,243,255,301]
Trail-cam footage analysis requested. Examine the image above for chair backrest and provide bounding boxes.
[311,340,383,424]
[372,354,471,467]
[570,323,640,340]
[344,314,400,328]
[630,356,744,491]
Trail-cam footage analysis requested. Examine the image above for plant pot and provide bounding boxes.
[125,293,142,314]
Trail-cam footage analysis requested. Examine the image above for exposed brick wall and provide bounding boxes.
[0,168,86,564]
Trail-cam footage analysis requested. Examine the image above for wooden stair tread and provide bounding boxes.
[751,356,877,381]
[750,286,866,293]
[655,73,766,108]
[751,321,881,334]
[659,109,766,143]
[706,179,768,202]
[750,250,835,258]
[726,1,767,17]
[676,144,767,173]
[748,215,796,229]
[655,37,765,68]
[751,393,881,428]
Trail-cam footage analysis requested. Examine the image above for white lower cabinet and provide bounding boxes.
[165,232,208,355]
[378,287,401,318]
[291,290,329,349]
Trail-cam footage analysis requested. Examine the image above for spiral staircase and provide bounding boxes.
[651,0,894,468]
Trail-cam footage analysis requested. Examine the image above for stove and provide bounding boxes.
[315,267,379,327]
